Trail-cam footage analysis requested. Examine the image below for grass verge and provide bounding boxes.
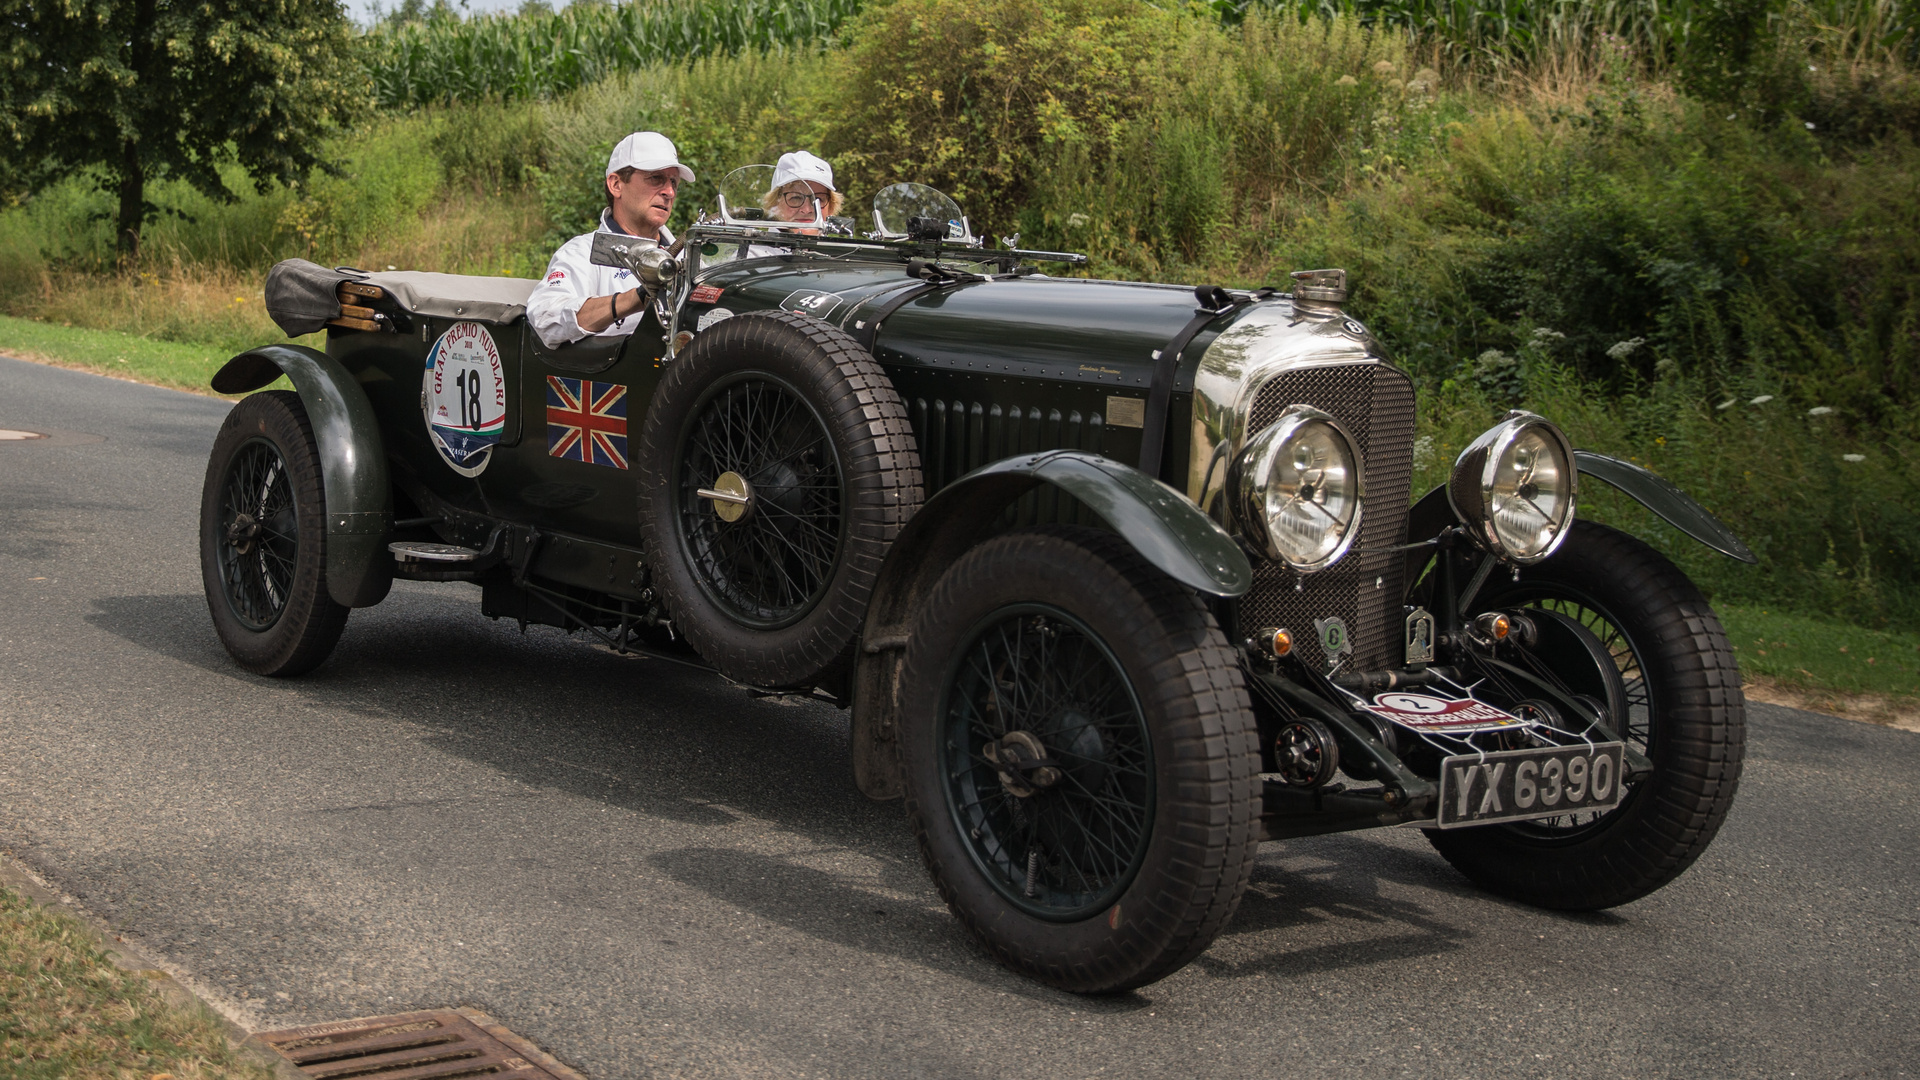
[1721,604,1920,730]
[0,884,278,1079]
[0,315,299,398]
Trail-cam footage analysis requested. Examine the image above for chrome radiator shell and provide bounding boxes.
[1188,301,1419,671]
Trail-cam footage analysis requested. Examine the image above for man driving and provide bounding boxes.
[526,131,693,349]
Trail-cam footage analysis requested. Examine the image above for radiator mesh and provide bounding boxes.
[1239,363,1418,671]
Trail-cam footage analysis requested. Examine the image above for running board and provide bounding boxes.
[390,540,486,581]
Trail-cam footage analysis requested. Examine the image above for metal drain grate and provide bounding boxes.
[257,1008,584,1080]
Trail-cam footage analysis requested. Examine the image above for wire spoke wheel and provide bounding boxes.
[900,527,1260,993]
[1425,520,1745,910]
[639,311,920,689]
[199,390,348,677]
[215,438,299,631]
[676,375,845,628]
[940,605,1153,921]
[1501,593,1652,835]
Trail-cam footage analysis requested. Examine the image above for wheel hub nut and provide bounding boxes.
[227,513,261,554]
[983,730,1061,797]
[697,471,753,523]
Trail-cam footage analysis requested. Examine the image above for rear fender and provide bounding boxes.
[212,344,394,607]
[848,449,1252,799]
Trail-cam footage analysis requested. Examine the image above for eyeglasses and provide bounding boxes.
[779,191,826,209]
[633,172,681,191]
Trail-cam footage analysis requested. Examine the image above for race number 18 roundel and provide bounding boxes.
[422,321,506,476]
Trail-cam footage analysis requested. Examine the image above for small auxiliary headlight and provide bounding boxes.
[1236,405,1364,572]
[1448,411,1577,564]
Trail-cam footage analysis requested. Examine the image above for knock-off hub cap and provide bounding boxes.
[984,730,1061,797]
[227,512,261,554]
[697,470,753,523]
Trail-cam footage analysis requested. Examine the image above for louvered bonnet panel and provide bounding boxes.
[907,396,1110,527]
[1239,363,1417,671]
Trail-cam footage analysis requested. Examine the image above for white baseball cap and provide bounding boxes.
[770,151,835,192]
[607,132,695,182]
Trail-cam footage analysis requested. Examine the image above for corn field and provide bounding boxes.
[1216,0,1916,63]
[363,0,1915,109]
[362,0,865,108]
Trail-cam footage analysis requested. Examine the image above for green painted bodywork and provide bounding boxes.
[282,255,1253,609]
[322,316,667,554]
[210,344,394,608]
[687,257,1236,489]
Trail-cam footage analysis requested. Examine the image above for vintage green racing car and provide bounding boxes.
[199,170,1755,993]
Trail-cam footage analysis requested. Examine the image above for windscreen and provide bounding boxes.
[872,183,967,240]
[715,165,776,222]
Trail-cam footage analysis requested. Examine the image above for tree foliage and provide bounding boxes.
[0,0,363,256]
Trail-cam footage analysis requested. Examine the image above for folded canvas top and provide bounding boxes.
[264,259,539,336]
[362,270,539,324]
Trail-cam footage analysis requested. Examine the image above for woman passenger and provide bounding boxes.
[762,151,843,228]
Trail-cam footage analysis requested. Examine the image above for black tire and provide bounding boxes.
[637,311,921,688]
[1425,521,1745,909]
[200,391,348,676]
[900,527,1261,993]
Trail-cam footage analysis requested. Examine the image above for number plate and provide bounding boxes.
[1435,742,1626,829]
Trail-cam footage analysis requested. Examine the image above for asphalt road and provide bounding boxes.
[1,353,1915,1080]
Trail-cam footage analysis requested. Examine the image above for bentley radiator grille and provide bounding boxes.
[1240,363,1418,672]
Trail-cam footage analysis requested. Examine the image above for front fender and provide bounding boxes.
[1572,451,1755,563]
[212,344,394,606]
[848,449,1252,799]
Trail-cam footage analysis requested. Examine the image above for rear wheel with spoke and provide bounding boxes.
[199,391,347,675]
[1426,521,1745,909]
[901,527,1261,993]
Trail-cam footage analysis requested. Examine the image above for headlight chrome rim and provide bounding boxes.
[1448,411,1578,565]
[1235,404,1365,573]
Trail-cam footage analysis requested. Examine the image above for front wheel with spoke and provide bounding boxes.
[199,391,347,676]
[900,527,1261,993]
[1426,520,1746,909]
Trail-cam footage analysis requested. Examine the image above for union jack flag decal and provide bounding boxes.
[546,376,628,469]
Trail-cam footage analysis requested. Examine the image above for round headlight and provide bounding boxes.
[1448,412,1577,564]
[1236,405,1364,572]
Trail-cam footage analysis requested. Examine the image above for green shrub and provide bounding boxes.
[0,161,299,277]
[534,53,818,245]
[1414,360,1920,628]
[278,117,445,265]
[429,99,549,192]
[1276,90,1920,418]
[1011,11,1416,274]
[819,0,1177,237]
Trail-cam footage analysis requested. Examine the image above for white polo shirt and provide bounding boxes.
[525,209,675,349]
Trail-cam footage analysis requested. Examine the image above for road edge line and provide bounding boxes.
[0,850,307,1080]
